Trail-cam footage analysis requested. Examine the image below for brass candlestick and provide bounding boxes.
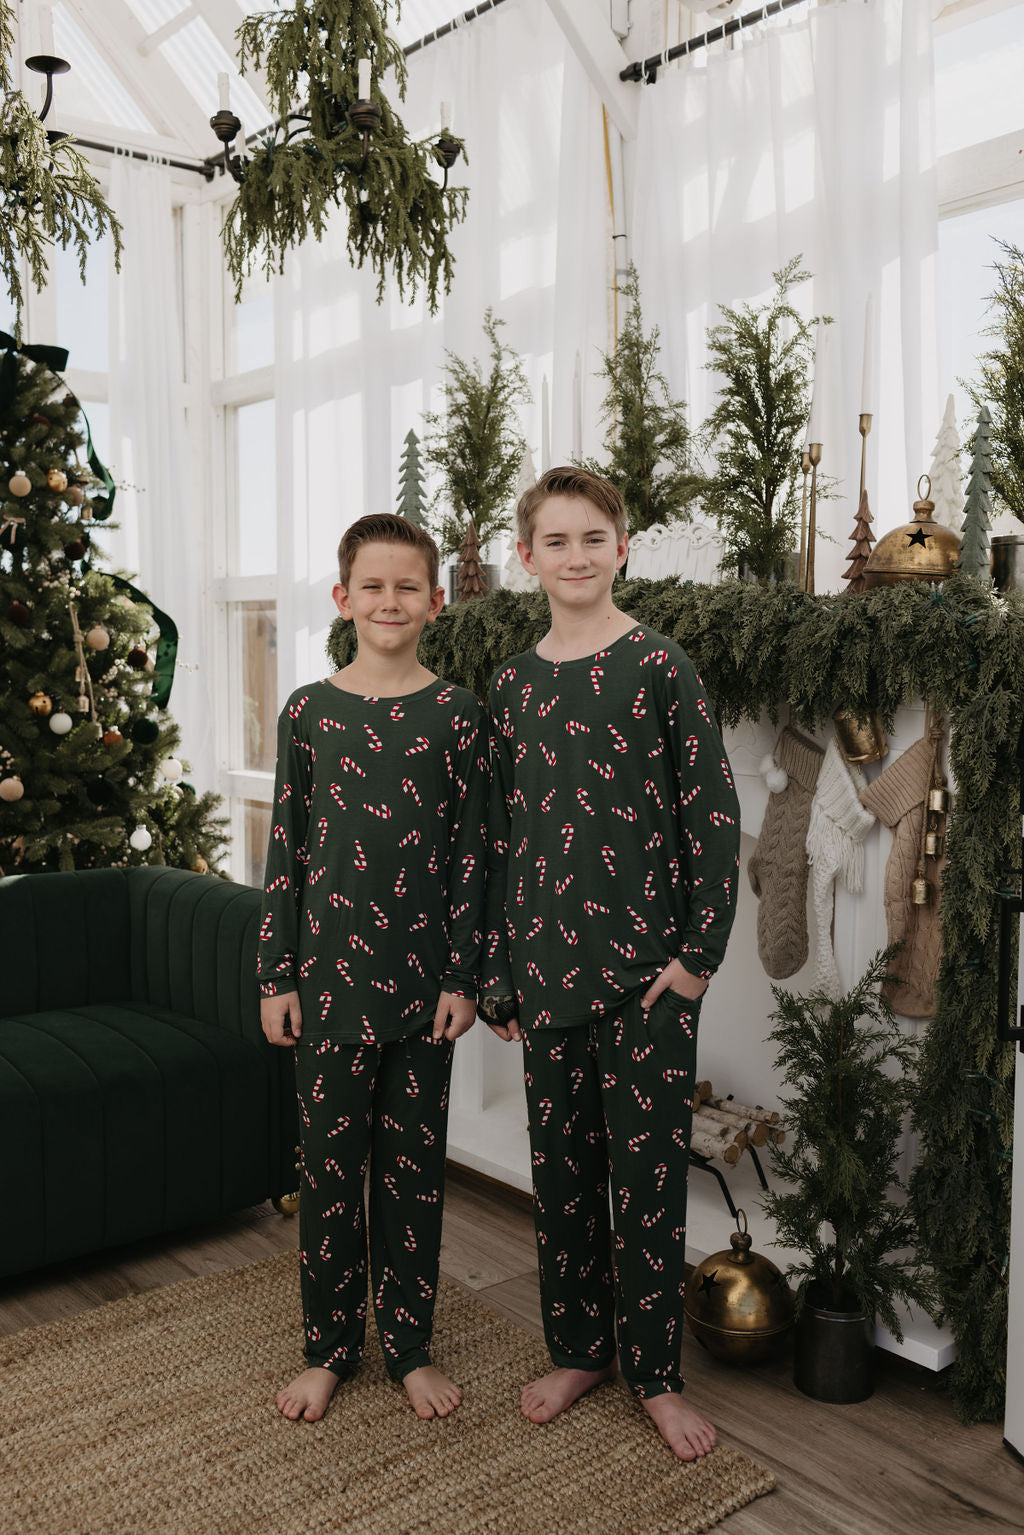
[806,442,822,594]
[799,450,811,588]
[858,413,872,499]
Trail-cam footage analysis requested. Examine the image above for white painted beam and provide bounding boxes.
[138,5,201,57]
[63,0,208,147]
[542,0,639,140]
[195,0,272,117]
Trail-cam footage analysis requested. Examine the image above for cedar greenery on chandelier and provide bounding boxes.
[213,0,467,310]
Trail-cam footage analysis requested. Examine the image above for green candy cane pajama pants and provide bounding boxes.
[294,1027,454,1382]
[522,988,700,1400]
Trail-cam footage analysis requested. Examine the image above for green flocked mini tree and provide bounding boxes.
[762,949,938,1335]
[396,426,427,527]
[584,266,696,535]
[693,257,823,582]
[957,406,993,580]
[422,309,530,557]
[0,347,227,874]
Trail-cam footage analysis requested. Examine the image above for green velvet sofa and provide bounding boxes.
[0,865,298,1279]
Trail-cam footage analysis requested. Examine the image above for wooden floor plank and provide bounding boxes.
[2,1181,1021,1535]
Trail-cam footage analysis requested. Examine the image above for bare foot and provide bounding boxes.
[402,1364,463,1420]
[521,1363,616,1424]
[642,1392,717,1460]
[276,1366,341,1422]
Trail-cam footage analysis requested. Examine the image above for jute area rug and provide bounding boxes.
[2,1251,775,1535]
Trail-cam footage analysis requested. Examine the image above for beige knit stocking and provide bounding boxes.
[747,727,824,979]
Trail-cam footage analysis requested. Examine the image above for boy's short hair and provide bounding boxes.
[337,514,441,589]
[516,467,628,547]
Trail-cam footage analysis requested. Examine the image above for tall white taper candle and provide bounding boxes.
[358,58,371,99]
[860,293,873,416]
[541,375,551,472]
[218,72,231,112]
[440,101,452,132]
[572,352,582,461]
[807,321,825,443]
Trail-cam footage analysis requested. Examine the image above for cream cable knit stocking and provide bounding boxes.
[806,738,876,997]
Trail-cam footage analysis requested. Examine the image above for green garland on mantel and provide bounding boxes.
[328,572,1020,1422]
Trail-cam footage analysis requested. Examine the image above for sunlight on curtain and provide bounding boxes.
[272,0,609,699]
[631,0,938,590]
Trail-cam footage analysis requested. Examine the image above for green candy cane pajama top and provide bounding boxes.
[259,678,488,1380]
[485,626,741,1399]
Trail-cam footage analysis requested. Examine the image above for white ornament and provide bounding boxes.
[765,767,789,793]
[49,712,73,736]
[159,757,183,783]
[129,826,153,852]
[85,625,110,651]
[0,776,24,802]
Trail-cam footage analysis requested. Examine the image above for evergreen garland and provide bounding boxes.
[422,309,530,557]
[223,0,467,310]
[327,572,1019,1421]
[963,239,1024,521]
[583,267,696,534]
[0,0,123,339]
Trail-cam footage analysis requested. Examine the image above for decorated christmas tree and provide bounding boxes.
[957,406,993,580]
[396,427,427,527]
[842,489,875,593]
[0,345,227,874]
[423,308,530,557]
[584,266,695,535]
[928,394,963,531]
[455,517,487,601]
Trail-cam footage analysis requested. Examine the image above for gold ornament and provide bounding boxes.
[832,706,887,765]
[7,471,31,497]
[862,475,960,588]
[46,468,69,492]
[28,691,53,717]
[273,1191,301,1216]
[911,875,931,905]
[684,1209,794,1365]
[0,776,25,802]
[191,855,209,874]
[924,829,944,858]
[928,785,949,814]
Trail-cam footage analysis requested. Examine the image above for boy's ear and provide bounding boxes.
[516,540,536,576]
[616,531,629,569]
[425,585,446,623]
[332,582,351,619]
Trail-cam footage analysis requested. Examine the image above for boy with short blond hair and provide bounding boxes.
[260,512,488,1424]
[483,467,740,1460]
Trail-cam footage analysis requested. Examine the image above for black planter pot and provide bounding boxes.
[793,1281,874,1403]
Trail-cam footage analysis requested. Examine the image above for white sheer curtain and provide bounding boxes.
[107,158,214,792]
[273,0,610,697]
[630,0,938,590]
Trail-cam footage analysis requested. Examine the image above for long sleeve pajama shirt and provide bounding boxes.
[259,678,488,1379]
[485,625,740,1397]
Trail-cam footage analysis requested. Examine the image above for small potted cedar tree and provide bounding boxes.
[762,948,938,1402]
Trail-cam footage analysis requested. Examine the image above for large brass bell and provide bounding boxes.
[684,1209,794,1364]
[862,475,960,588]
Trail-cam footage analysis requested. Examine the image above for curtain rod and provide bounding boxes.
[620,0,809,83]
[70,0,516,179]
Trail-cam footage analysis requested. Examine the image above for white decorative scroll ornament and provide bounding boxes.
[624,518,728,585]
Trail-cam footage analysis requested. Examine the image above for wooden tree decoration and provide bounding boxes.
[842,488,875,592]
[957,406,994,580]
[928,394,963,531]
[456,518,488,601]
[396,427,427,527]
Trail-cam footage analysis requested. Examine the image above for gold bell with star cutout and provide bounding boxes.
[684,1208,794,1364]
[862,475,961,588]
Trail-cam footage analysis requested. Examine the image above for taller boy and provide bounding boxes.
[483,469,741,1460]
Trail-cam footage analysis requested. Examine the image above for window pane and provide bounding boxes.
[935,8,1024,158]
[235,399,277,576]
[939,198,1024,425]
[242,797,272,888]
[55,235,109,372]
[234,274,275,374]
[229,600,278,773]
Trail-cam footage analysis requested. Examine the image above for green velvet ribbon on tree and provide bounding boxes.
[109,575,179,710]
[0,330,117,520]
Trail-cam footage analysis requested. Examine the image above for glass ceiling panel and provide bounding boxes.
[161,15,269,127]
[124,0,190,30]
[52,4,156,133]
